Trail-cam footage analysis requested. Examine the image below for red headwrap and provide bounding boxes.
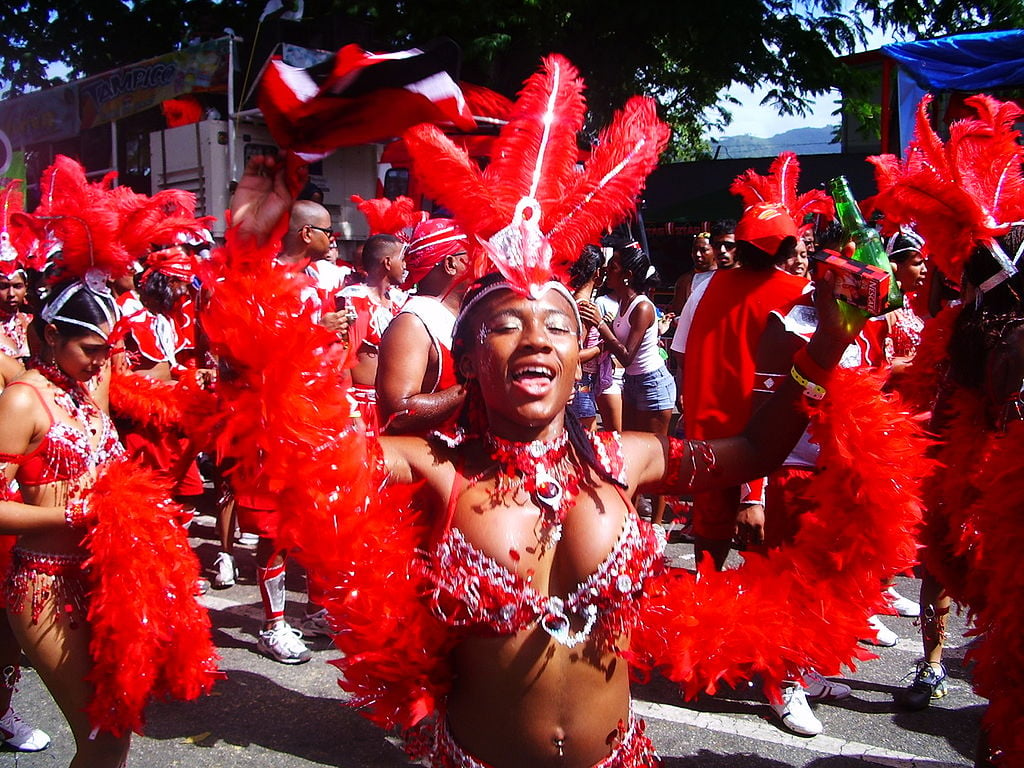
[401,218,467,289]
[142,245,194,282]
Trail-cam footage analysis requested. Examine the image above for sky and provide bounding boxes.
[711,25,901,139]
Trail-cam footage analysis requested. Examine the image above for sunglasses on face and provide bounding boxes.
[305,224,333,236]
[714,240,737,251]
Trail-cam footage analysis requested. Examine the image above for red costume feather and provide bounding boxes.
[83,458,219,735]
[350,194,426,237]
[729,151,834,235]
[868,94,1024,284]
[965,420,1024,766]
[404,55,670,293]
[0,180,41,271]
[32,155,133,281]
[629,369,932,700]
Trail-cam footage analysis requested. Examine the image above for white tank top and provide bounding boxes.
[612,294,663,375]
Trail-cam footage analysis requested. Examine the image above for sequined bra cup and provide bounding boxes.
[418,432,666,650]
[0,382,123,486]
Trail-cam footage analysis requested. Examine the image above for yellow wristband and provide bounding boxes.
[790,365,827,401]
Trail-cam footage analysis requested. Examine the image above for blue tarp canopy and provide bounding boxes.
[882,30,1024,90]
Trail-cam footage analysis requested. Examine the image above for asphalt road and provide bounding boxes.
[0,512,985,767]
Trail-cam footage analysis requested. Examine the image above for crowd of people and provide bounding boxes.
[0,53,1020,768]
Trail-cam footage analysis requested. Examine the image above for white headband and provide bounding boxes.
[40,279,119,340]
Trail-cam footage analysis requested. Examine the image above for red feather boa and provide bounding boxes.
[629,368,932,700]
[82,458,219,735]
[199,225,454,730]
[964,420,1024,766]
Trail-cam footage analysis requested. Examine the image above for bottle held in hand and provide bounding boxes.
[818,176,903,318]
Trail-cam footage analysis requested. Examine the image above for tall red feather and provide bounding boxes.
[351,194,426,236]
[482,55,586,215]
[404,55,670,290]
[730,151,833,234]
[543,96,669,275]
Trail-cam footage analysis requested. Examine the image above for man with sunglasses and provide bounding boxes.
[711,220,739,270]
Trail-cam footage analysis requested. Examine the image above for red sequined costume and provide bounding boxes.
[0,381,123,623]
[405,430,661,767]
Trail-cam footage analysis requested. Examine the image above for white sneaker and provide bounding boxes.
[884,586,921,617]
[238,532,259,546]
[862,615,898,647]
[298,608,333,638]
[802,669,852,701]
[0,707,51,751]
[212,552,237,589]
[257,623,312,664]
[770,685,822,736]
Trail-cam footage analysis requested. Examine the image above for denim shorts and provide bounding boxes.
[623,366,676,412]
[568,372,598,419]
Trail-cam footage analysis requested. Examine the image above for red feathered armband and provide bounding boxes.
[627,368,932,702]
[82,458,220,735]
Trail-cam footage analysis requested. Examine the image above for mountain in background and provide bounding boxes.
[711,125,839,158]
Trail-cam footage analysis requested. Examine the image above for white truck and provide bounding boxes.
[149,118,379,243]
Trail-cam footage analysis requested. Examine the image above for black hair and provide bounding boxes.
[709,220,737,239]
[450,272,626,489]
[136,270,182,315]
[362,234,404,271]
[815,220,846,250]
[885,232,924,264]
[568,245,603,292]
[607,237,659,292]
[948,225,1024,391]
[736,237,795,270]
[33,279,117,340]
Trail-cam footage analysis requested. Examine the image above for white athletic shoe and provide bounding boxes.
[212,552,237,589]
[257,623,312,664]
[862,615,899,647]
[0,707,51,751]
[770,685,823,736]
[884,586,921,617]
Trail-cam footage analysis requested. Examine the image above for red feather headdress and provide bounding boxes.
[866,94,1024,287]
[0,179,41,275]
[403,54,670,297]
[729,151,834,235]
[31,155,134,282]
[350,194,427,238]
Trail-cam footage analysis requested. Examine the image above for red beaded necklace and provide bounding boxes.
[486,430,583,547]
[31,358,101,437]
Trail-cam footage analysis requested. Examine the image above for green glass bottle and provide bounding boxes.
[827,175,903,314]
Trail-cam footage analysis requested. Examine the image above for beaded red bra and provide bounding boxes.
[417,432,665,649]
[0,381,123,487]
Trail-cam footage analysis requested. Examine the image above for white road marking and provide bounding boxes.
[635,700,966,768]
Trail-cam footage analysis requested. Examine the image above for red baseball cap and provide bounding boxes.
[735,203,798,256]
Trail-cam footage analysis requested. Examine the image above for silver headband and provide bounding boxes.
[454,279,583,346]
[40,279,119,340]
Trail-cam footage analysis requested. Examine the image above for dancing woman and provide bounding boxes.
[0,280,130,767]
[211,53,936,768]
[0,156,217,767]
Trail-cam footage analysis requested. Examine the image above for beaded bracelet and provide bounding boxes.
[64,499,89,529]
[790,365,827,401]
